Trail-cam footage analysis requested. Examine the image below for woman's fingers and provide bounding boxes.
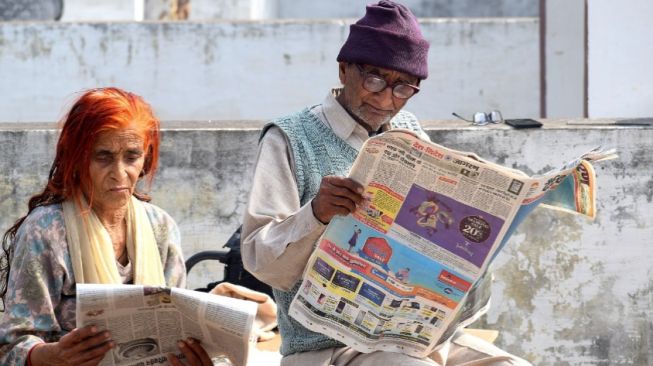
[69,331,113,360]
[74,338,114,363]
[185,338,212,365]
[167,338,213,366]
[177,339,201,365]
[57,326,113,363]
[167,353,184,366]
[58,326,96,348]
[28,326,113,366]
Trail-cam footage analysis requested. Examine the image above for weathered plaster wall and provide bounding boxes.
[431,124,653,365]
[0,19,538,122]
[1,121,650,365]
[588,0,653,118]
[275,0,539,18]
[62,0,538,21]
[544,0,585,118]
[61,0,143,21]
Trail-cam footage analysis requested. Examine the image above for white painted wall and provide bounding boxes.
[277,0,538,18]
[0,19,539,123]
[143,0,278,20]
[61,0,143,21]
[189,0,277,20]
[544,0,584,118]
[59,0,536,21]
[588,0,653,118]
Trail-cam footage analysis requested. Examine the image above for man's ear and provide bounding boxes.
[338,62,347,85]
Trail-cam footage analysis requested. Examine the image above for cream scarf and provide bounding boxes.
[62,196,166,285]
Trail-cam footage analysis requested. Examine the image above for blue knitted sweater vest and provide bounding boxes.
[263,107,423,356]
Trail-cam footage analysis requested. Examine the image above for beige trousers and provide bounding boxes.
[280,331,532,366]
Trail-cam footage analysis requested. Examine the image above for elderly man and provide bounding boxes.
[242,1,532,365]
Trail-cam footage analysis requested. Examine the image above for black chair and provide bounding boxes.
[185,226,274,299]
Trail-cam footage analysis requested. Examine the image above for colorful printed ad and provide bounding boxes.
[322,216,472,304]
[353,183,404,233]
[394,184,504,268]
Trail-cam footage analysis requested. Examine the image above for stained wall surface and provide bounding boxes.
[0,120,650,365]
[0,19,538,122]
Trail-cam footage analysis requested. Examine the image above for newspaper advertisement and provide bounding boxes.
[76,284,258,366]
[288,129,616,358]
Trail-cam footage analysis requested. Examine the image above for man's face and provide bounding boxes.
[337,62,419,132]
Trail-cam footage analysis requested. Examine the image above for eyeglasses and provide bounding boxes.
[354,64,420,99]
[452,110,503,126]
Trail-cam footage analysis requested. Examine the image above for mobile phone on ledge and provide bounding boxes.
[505,119,543,129]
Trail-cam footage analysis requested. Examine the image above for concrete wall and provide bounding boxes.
[1,120,651,365]
[144,0,278,21]
[275,0,539,18]
[588,0,653,118]
[56,0,538,21]
[61,0,144,21]
[0,0,63,21]
[544,0,585,118]
[0,19,539,123]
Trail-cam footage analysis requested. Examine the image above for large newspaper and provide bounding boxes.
[77,284,258,366]
[289,129,616,358]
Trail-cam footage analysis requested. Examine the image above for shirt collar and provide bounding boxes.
[322,88,391,141]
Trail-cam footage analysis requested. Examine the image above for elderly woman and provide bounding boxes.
[0,88,211,366]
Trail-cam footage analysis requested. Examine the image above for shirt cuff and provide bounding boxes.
[294,199,327,234]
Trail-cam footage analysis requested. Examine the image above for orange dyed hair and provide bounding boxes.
[1,87,161,300]
[53,87,160,206]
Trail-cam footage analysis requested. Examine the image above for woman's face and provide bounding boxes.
[85,128,146,214]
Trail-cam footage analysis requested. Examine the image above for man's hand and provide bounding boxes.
[167,338,213,366]
[30,326,114,366]
[311,176,364,224]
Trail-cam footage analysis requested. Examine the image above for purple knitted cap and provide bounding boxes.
[337,0,430,79]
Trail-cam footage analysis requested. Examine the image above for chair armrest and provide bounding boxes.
[185,250,230,274]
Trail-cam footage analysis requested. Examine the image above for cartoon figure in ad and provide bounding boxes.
[408,195,454,236]
[395,184,504,268]
[395,267,411,284]
[348,225,363,252]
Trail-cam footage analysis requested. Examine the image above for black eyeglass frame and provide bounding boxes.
[354,64,420,100]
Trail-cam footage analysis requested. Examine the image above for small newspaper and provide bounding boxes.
[76,284,258,366]
[289,129,616,358]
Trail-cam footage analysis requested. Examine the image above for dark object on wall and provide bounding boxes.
[505,118,543,129]
[185,226,274,299]
[0,0,63,21]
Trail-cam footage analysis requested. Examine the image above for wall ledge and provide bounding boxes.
[1,118,651,131]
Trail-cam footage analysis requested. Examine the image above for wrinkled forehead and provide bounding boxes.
[361,64,420,84]
[93,128,145,151]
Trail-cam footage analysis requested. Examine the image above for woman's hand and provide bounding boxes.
[167,338,213,366]
[30,325,114,366]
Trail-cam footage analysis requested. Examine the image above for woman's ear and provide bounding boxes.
[141,145,153,178]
